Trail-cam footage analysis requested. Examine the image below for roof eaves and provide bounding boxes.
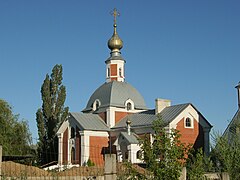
[160,103,191,123]
[189,103,213,128]
[223,109,239,136]
[69,113,86,130]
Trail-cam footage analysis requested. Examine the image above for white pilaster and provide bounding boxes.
[80,131,90,166]
[106,107,116,127]
[127,144,141,163]
[106,59,125,82]
[116,144,123,162]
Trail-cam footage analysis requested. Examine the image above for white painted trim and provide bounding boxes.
[105,59,125,82]
[184,117,194,129]
[113,106,146,113]
[169,104,199,129]
[125,99,135,111]
[106,106,147,128]
[82,130,109,137]
[106,107,116,127]
[57,120,69,134]
[79,130,108,166]
[80,132,89,166]
[93,99,101,111]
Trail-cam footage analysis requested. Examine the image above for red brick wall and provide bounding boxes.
[98,112,106,123]
[115,111,128,124]
[110,64,117,76]
[176,118,204,150]
[89,136,109,166]
[111,77,117,81]
[62,128,68,164]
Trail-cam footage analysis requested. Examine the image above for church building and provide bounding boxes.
[56,9,212,168]
[223,82,240,139]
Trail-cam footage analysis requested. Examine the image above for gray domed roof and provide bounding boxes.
[83,81,147,112]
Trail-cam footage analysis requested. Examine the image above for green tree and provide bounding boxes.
[36,64,69,164]
[0,99,32,155]
[138,116,191,180]
[211,129,240,179]
[186,148,213,180]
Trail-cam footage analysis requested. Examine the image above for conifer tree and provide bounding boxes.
[36,64,69,164]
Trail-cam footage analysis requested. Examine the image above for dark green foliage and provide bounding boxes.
[0,99,32,155]
[211,130,240,180]
[138,116,191,180]
[87,159,95,167]
[36,64,69,165]
[186,148,213,180]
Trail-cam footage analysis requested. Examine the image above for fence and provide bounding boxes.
[0,145,115,179]
[0,145,230,180]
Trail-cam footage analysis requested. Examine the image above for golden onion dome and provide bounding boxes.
[108,24,123,52]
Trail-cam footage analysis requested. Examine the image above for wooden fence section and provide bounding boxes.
[0,145,230,180]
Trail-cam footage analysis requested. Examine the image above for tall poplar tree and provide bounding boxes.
[36,64,69,164]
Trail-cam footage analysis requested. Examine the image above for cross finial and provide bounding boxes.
[111,8,120,25]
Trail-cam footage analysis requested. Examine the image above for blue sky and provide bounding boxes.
[0,0,239,143]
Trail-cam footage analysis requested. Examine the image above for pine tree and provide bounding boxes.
[36,64,69,165]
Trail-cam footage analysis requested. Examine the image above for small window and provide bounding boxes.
[107,68,110,77]
[71,147,75,164]
[71,127,75,138]
[136,150,142,159]
[125,151,128,160]
[119,68,122,77]
[96,101,100,110]
[93,99,101,111]
[125,99,134,111]
[185,118,192,127]
[127,102,132,111]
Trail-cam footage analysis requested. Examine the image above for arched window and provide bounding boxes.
[71,147,75,164]
[71,127,75,138]
[93,99,101,111]
[96,101,100,110]
[136,150,142,159]
[185,117,192,127]
[125,99,134,111]
[127,102,132,111]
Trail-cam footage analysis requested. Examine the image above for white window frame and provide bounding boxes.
[125,99,134,111]
[93,99,101,111]
[184,117,193,128]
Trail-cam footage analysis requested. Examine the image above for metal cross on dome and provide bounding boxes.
[110,8,120,25]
